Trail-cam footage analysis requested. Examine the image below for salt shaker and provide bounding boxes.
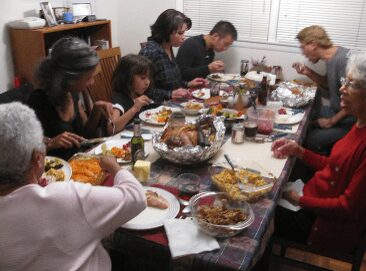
[231,123,244,144]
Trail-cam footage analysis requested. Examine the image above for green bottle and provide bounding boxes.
[131,118,144,166]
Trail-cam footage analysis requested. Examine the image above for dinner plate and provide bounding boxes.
[139,106,180,126]
[192,88,210,100]
[207,73,240,83]
[200,107,246,120]
[44,156,72,182]
[91,139,132,163]
[121,186,180,230]
[275,111,305,125]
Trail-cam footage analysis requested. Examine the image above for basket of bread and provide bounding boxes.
[152,115,225,165]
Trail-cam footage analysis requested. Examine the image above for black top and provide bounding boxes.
[27,89,84,160]
[176,34,215,81]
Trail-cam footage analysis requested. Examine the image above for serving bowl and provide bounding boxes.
[189,191,254,238]
[181,101,204,116]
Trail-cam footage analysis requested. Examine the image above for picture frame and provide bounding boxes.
[40,2,57,27]
[53,7,68,22]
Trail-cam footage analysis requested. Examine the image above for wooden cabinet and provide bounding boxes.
[9,20,112,84]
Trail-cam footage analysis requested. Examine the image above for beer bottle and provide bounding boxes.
[258,75,268,106]
[131,118,144,166]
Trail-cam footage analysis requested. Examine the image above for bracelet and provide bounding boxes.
[44,137,51,146]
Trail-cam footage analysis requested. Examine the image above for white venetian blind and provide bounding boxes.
[277,0,366,49]
[183,0,272,42]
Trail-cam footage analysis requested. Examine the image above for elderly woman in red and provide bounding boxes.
[271,51,366,253]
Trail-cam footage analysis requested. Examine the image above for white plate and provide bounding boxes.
[91,139,132,163]
[207,73,240,82]
[139,106,180,126]
[192,88,210,100]
[180,101,204,115]
[275,111,305,125]
[44,156,72,182]
[121,186,180,230]
[200,108,246,120]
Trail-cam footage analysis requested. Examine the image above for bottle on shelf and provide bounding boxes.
[258,75,268,106]
[131,118,145,166]
[240,59,249,76]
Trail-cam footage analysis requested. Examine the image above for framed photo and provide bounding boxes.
[53,7,68,22]
[40,2,57,27]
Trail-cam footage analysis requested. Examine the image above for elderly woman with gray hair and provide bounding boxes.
[271,51,366,253]
[0,102,146,270]
[28,36,114,160]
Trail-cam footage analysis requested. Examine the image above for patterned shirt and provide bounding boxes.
[139,39,188,102]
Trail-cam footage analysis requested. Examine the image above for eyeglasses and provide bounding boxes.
[340,77,365,90]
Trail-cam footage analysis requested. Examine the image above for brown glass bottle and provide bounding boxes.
[258,75,268,106]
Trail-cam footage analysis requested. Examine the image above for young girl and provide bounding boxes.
[107,54,154,134]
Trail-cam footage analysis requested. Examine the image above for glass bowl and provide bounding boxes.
[189,191,254,238]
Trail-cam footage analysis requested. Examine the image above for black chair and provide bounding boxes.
[0,83,33,104]
[269,235,366,271]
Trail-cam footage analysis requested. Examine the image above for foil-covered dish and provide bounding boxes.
[271,81,316,108]
[152,115,225,165]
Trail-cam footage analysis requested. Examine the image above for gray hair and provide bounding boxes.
[35,36,99,108]
[0,102,44,184]
[346,50,366,85]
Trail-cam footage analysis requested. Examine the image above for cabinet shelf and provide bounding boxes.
[9,20,112,84]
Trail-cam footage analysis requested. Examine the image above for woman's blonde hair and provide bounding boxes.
[296,25,333,48]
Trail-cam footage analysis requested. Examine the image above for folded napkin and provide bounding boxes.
[163,218,220,259]
[278,179,304,212]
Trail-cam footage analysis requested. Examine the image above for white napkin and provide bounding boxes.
[163,218,220,259]
[278,179,304,212]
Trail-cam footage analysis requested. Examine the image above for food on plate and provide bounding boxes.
[278,108,287,115]
[146,190,169,209]
[240,78,257,89]
[184,102,203,110]
[40,157,66,185]
[210,74,222,80]
[45,168,65,182]
[101,141,131,160]
[45,157,63,171]
[160,117,216,148]
[206,104,244,118]
[212,168,272,201]
[69,157,104,185]
[133,160,151,182]
[144,107,172,123]
[197,204,248,225]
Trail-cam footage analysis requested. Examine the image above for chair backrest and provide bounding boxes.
[87,47,121,103]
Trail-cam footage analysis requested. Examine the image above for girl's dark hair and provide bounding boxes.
[35,37,99,108]
[112,54,154,97]
[150,9,192,44]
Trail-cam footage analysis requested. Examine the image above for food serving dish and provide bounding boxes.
[201,105,246,130]
[271,81,316,108]
[139,106,181,126]
[121,186,180,230]
[189,191,254,238]
[91,139,132,163]
[68,153,105,185]
[211,167,274,202]
[40,156,72,185]
[192,88,210,100]
[180,101,204,115]
[152,115,225,165]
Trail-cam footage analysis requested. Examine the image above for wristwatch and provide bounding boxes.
[44,136,51,146]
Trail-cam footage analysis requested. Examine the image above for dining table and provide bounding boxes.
[96,94,315,271]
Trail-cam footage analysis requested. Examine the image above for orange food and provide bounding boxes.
[111,147,125,158]
[69,158,104,185]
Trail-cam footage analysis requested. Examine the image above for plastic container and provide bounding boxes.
[247,107,275,135]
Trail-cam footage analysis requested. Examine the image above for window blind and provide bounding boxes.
[182,0,272,42]
[277,0,366,49]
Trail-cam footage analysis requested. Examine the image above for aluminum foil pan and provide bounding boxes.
[270,81,316,108]
[152,116,225,165]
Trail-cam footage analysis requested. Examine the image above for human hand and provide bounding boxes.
[188,78,209,88]
[282,190,300,206]
[133,95,153,111]
[271,138,303,159]
[99,155,121,176]
[208,60,225,73]
[317,117,334,128]
[94,101,114,119]
[172,88,191,99]
[292,62,311,76]
[48,132,85,150]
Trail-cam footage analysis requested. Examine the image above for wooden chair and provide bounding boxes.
[87,47,121,103]
[269,235,366,271]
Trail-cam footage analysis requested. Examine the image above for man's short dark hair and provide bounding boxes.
[210,21,237,40]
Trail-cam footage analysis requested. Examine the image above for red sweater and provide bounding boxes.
[299,125,366,253]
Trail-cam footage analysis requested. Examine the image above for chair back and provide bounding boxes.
[87,47,121,103]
